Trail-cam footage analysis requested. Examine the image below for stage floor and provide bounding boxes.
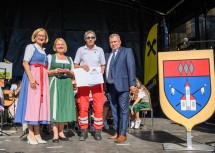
[0,118,215,153]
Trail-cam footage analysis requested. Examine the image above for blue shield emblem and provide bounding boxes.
[164,59,211,119]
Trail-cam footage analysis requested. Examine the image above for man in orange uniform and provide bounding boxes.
[74,30,106,141]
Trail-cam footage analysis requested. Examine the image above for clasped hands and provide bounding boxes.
[54,68,70,75]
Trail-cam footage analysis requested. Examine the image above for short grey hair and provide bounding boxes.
[109,34,121,40]
[84,30,96,38]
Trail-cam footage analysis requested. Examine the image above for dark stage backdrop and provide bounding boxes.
[0,1,165,116]
[0,1,164,77]
[0,0,214,118]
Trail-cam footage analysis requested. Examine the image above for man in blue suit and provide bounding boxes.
[105,34,136,143]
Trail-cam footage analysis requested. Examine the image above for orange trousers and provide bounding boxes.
[77,84,106,130]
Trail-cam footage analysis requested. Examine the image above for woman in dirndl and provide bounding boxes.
[15,28,50,145]
[48,38,76,143]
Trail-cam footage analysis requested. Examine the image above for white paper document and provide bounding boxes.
[74,67,104,87]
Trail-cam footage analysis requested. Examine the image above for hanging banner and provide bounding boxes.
[158,49,215,131]
[144,23,158,90]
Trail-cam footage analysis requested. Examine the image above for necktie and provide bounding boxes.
[108,51,116,80]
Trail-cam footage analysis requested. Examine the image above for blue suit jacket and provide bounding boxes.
[105,47,136,92]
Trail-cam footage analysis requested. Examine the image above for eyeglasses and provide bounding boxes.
[37,35,46,38]
[86,36,96,40]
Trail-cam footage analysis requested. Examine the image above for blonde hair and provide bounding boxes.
[31,28,49,43]
[84,30,96,38]
[109,34,121,40]
[53,38,68,53]
[133,77,150,100]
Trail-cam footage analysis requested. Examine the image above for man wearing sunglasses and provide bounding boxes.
[74,30,106,141]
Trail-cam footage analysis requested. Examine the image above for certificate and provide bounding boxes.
[88,67,104,85]
[74,67,104,87]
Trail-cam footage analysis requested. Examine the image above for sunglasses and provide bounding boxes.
[86,36,96,40]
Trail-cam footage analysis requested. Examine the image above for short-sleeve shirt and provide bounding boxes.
[10,84,18,92]
[138,89,146,98]
[138,89,149,102]
[23,43,46,62]
[74,45,105,67]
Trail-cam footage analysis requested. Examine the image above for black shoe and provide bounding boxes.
[79,129,88,141]
[59,136,69,141]
[52,138,59,143]
[94,130,102,140]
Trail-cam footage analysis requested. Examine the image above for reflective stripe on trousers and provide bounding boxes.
[94,117,103,125]
[78,116,88,124]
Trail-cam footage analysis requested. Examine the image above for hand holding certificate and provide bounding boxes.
[74,67,104,87]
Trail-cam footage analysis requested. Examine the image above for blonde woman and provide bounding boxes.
[15,28,50,144]
[129,78,150,129]
[48,38,76,143]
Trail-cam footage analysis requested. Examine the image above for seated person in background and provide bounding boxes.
[0,86,4,112]
[72,79,78,120]
[9,79,22,98]
[10,79,19,93]
[103,93,111,130]
[0,105,4,112]
[72,79,81,133]
[88,91,95,132]
[3,79,12,90]
[129,78,150,129]
[9,80,22,118]
[72,79,78,96]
